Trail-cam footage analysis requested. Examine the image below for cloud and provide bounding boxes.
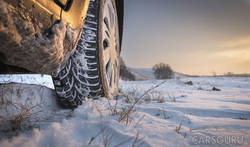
[216,49,250,60]
[221,36,250,49]
[217,37,250,61]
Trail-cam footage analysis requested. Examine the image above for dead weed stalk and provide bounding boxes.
[118,81,167,125]
[5,100,44,130]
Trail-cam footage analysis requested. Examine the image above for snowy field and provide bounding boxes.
[0,76,250,147]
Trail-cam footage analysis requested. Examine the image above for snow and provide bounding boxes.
[0,76,250,146]
[130,68,155,80]
[0,74,54,89]
[128,68,186,81]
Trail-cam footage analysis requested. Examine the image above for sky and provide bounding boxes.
[121,0,250,75]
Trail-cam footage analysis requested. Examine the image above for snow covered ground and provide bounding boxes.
[0,74,54,89]
[129,68,155,80]
[0,76,250,147]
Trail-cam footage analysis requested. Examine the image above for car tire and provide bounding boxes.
[52,0,120,108]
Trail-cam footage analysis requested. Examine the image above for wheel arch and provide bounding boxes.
[115,0,124,50]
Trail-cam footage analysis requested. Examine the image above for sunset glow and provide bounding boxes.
[122,0,250,75]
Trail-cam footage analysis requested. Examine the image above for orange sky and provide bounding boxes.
[122,0,250,75]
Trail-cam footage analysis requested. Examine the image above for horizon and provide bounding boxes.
[130,66,250,76]
[121,0,250,75]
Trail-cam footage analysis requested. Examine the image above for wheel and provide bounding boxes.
[52,0,120,108]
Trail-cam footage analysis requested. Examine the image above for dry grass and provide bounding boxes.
[87,127,114,146]
[144,94,151,103]
[162,109,169,119]
[144,90,178,104]
[101,127,113,147]
[106,81,167,127]
[3,100,44,130]
[146,91,165,103]
[114,131,145,147]
[131,132,145,147]
[107,99,118,116]
[134,114,145,128]
[88,129,102,145]
[117,81,167,126]
[167,93,176,102]
[155,109,170,119]
[0,84,47,132]
[175,123,182,134]
[118,107,134,126]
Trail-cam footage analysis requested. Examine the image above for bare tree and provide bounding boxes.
[153,63,173,79]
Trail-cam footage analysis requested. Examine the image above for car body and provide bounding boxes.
[0,0,123,74]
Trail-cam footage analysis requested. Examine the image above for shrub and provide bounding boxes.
[152,63,174,79]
